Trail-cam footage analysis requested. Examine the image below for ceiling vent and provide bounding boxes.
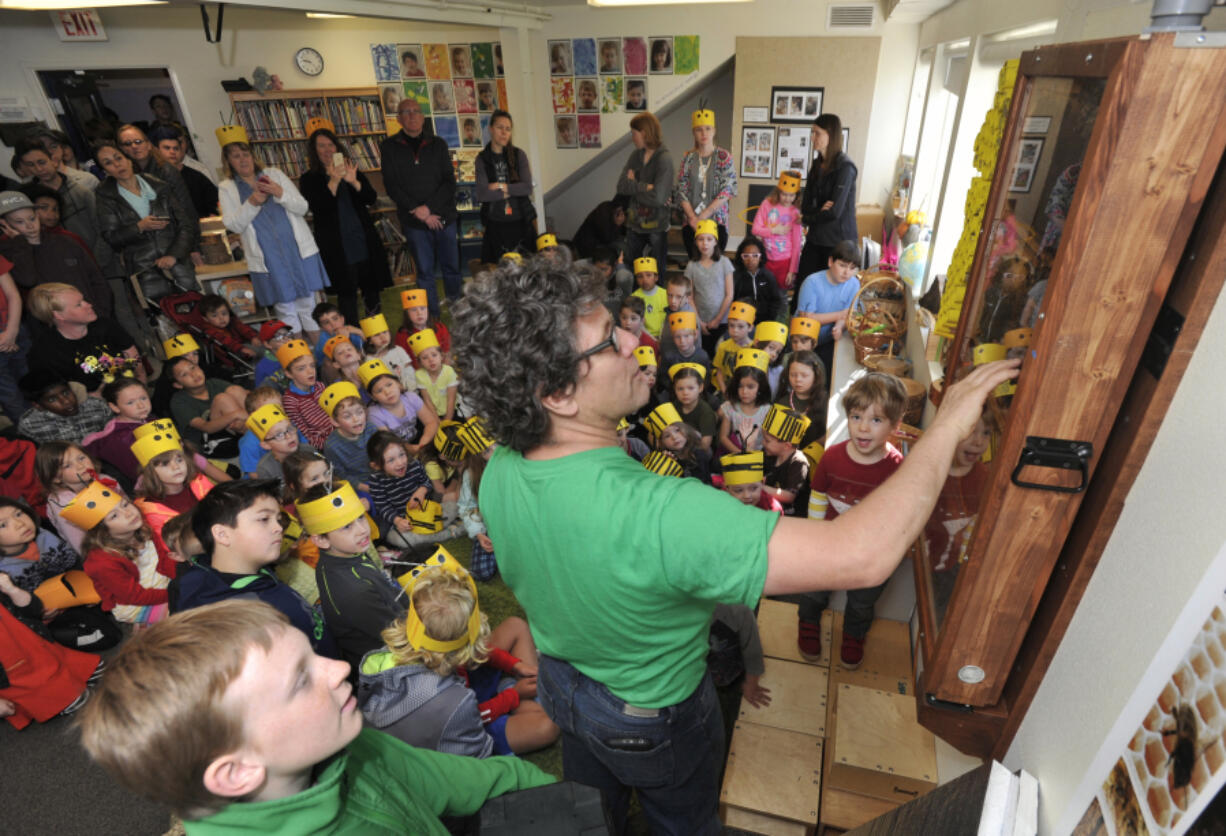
[828,4,876,30]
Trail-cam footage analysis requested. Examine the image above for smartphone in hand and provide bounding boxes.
[257,174,272,184]
[332,152,345,170]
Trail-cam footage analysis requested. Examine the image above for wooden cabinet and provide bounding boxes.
[913,33,1226,755]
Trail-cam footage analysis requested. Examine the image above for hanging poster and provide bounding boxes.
[378,83,403,115]
[649,37,673,74]
[459,115,483,147]
[576,78,599,113]
[555,115,577,148]
[624,78,646,112]
[397,44,426,79]
[776,126,810,172]
[549,40,573,76]
[450,45,473,78]
[551,77,575,114]
[674,35,699,75]
[599,38,623,74]
[453,79,477,114]
[424,44,450,79]
[601,76,625,113]
[430,81,455,114]
[434,115,460,149]
[573,38,597,76]
[476,80,498,112]
[578,114,601,149]
[623,37,647,75]
[471,42,495,79]
[402,81,431,116]
[371,44,399,82]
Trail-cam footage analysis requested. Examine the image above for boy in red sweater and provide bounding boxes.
[277,339,333,450]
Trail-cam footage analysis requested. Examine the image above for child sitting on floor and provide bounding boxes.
[362,358,440,453]
[719,450,783,513]
[454,417,500,580]
[644,402,713,484]
[82,376,154,485]
[37,441,123,556]
[397,289,453,368]
[619,295,658,352]
[278,339,333,450]
[324,332,367,391]
[711,300,757,396]
[78,600,554,832]
[165,356,249,455]
[668,363,716,451]
[367,430,445,550]
[311,301,364,367]
[360,313,414,390]
[760,404,812,517]
[247,403,306,485]
[629,256,667,341]
[132,429,217,557]
[717,349,772,454]
[253,320,294,388]
[240,387,284,478]
[410,330,459,422]
[358,548,558,758]
[321,382,377,493]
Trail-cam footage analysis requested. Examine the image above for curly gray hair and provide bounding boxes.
[452,254,606,453]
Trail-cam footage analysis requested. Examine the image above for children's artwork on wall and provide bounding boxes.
[674,35,699,75]
[551,77,575,114]
[623,37,647,75]
[479,114,491,145]
[434,115,460,149]
[624,78,646,112]
[378,83,404,115]
[476,80,498,112]
[573,38,597,77]
[497,79,509,111]
[549,40,573,76]
[402,81,431,116]
[424,44,450,79]
[576,78,599,113]
[598,38,623,74]
[649,37,673,75]
[555,115,577,148]
[470,42,495,79]
[495,43,505,77]
[450,44,473,79]
[578,114,601,149]
[741,125,776,179]
[602,76,625,114]
[371,44,399,82]
[453,79,477,114]
[459,115,482,148]
[398,44,426,79]
[430,81,455,114]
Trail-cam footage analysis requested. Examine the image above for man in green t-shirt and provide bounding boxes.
[452,255,1017,835]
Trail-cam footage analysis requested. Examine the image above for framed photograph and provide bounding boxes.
[575,77,599,113]
[572,38,597,76]
[578,114,601,149]
[397,44,425,79]
[453,78,477,114]
[555,115,577,149]
[423,44,450,79]
[1008,138,1044,193]
[649,37,673,74]
[770,86,823,124]
[371,44,399,82]
[459,115,483,147]
[434,115,460,149]
[1023,115,1051,134]
[551,77,575,114]
[775,126,809,172]
[599,38,623,74]
[741,125,776,179]
[449,44,473,79]
[622,37,647,75]
[402,80,431,116]
[470,42,496,79]
[743,106,769,123]
[623,77,645,112]
[548,39,573,76]
[476,80,498,112]
[378,83,404,115]
[429,81,455,114]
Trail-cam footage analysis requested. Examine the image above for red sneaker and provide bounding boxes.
[797,619,822,661]
[840,634,865,669]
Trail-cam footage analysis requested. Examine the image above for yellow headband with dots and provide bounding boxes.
[318,381,361,419]
[735,348,770,373]
[163,333,199,359]
[729,301,756,325]
[357,358,394,390]
[245,403,290,441]
[397,546,482,653]
[407,329,440,358]
[634,346,657,368]
[131,430,183,468]
[359,313,389,339]
[633,256,657,274]
[297,481,365,536]
[669,361,706,380]
[755,321,788,346]
[790,316,820,340]
[133,418,179,441]
[60,481,123,531]
[668,311,698,332]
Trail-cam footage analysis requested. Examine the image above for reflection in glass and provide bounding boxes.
[926,74,1107,630]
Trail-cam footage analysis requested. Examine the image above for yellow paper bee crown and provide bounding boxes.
[691,108,716,129]
[131,430,183,468]
[735,348,770,373]
[305,117,336,136]
[762,404,810,445]
[456,416,495,456]
[790,316,821,341]
[434,421,466,461]
[61,481,123,531]
[133,418,179,441]
[215,124,249,148]
[401,289,428,309]
[318,381,361,418]
[163,333,199,359]
[277,339,313,370]
[406,500,444,534]
[634,346,657,368]
[669,361,706,380]
[755,321,788,346]
[642,450,684,478]
[729,301,756,325]
[245,403,290,441]
[398,546,482,653]
[777,171,802,194]
[407,329,440,357]
[536,233,557,251]
[633,256,657,274]
[359,313,389,339]
[694,219,718,238]
[297,481,365,536]
[721,451,764,486]
[643,403,683,440]
[357,359,395,390]
[668,311,698,332]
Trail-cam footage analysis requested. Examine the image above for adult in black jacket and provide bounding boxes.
[116,124,198,233]
[732,235,785,323]
[299,127,391,323]
[572,196,628,260]
[93,139,198,297]
[796,113,859,288]
[474,110,535,263]
[381,99,460,319]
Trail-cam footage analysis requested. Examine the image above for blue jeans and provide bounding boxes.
[0,324,31,423]
[404,223,462,317]
[537,654,724,836]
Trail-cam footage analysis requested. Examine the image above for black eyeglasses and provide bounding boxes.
[121,138,147,147]
[577,328,619,362]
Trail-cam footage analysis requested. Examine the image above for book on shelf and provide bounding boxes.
[374,216,406,246]
[389,246,414,279]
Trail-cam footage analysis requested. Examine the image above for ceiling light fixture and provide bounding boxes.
[987,20,1059,42]
[306,12,355,18]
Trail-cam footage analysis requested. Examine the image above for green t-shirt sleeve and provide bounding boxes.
[386,736,556,817]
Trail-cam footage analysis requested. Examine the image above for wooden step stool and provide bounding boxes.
[758,599,833,668]
[721,720,823,836]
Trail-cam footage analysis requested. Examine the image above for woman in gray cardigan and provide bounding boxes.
[616,111,673,270]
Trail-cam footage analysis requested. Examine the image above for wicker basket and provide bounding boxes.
[847,272,908,364]
[900,376,927,426]
[862,352,912,377]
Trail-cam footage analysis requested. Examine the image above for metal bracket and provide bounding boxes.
[1140,303,1185,380]
[1010,437,1093,494]
[1174,31,1226,47]
[925,693,974,714]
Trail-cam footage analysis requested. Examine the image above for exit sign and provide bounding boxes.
[52,9,108,41]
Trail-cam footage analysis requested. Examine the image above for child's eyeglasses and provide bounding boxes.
[265,428,294,442]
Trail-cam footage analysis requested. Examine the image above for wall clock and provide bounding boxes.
[295,47,324,76]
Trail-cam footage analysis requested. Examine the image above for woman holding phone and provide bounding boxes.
[92,138,198,297]
[298,125,390,324]
[218,131,330,341]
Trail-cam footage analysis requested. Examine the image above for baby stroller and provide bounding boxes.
[150,290,255,385]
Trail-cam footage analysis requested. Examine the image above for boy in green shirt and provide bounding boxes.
[630,256,668,339]
[78,599,553,835]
